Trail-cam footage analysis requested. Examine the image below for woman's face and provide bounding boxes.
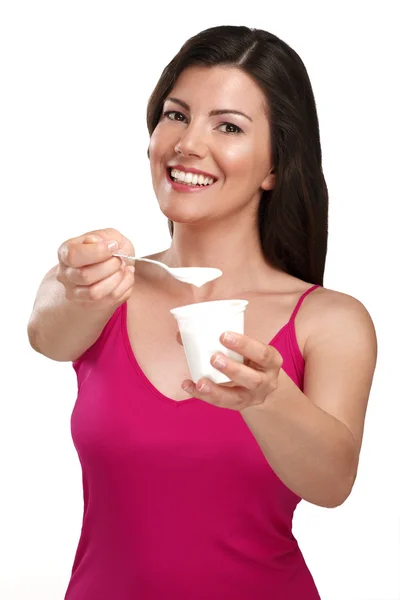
[149,65,275,225]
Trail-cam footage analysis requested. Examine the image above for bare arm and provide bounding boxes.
[28,266,116,361]
[240,292,378,507]
[27,229,135,362]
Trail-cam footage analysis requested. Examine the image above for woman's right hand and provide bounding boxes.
[56,228,136,310]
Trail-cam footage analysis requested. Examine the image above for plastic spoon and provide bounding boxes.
[113,253,222,288]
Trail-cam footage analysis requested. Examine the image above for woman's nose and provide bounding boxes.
[174,125,207,158]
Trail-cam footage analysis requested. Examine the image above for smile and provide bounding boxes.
[166,167,217,192]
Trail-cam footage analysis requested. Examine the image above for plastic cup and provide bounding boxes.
[170,299,249,384]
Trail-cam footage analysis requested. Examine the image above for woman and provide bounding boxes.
[28,25,377,599]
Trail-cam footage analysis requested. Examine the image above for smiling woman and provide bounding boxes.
[27,24,377,600]
[148,65,278,240]
[146,26,328,287]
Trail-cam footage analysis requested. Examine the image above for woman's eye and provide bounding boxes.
[163,111,187,123]
[218,122,243,134]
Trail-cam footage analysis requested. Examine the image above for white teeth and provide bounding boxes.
[169,168,215,186]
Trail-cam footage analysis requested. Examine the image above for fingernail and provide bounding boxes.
[197,381,210,393]
[107,241,118,252]
[213,354,227,368]
[223,332,237,345]
[127,266,135,274]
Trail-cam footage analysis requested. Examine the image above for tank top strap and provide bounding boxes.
[289,284,320,323]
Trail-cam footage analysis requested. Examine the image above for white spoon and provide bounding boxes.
[113,253,222,288]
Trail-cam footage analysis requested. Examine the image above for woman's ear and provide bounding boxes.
[261,168,276,191]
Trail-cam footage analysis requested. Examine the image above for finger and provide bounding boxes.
[181,378,248,410]
[83,234,102,243]
[64,256,125,286]
[176,331,183,346]
[109,265,136,303]
[97,228,134,255]
[69,266,129,303]
[58,238,119,269]
[77,228,128,247]
[210,353,265,391]
[91,228,135,258]
[220,332,281,370]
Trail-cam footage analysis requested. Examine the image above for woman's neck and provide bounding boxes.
[159,222,282,303]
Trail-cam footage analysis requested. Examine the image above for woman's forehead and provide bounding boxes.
[167,66,267,115]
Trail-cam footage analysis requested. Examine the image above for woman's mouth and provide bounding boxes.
[166,167,217,192]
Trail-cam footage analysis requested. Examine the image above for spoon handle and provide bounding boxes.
[113,253,136,261]
[112,254,170,272]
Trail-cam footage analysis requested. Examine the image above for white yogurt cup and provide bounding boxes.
[170,299,249,384]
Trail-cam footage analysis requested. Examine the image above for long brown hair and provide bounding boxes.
[147,26,328,285]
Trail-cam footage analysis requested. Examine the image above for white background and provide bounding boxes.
[1,1,399,599]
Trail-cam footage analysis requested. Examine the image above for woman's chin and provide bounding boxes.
[157,203,205,224]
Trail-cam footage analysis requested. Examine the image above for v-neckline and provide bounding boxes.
[120,302,290,407]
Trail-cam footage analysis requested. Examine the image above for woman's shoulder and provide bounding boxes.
[301,284,377,358]
[305,284,373,319]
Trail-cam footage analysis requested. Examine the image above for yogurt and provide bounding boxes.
[169,267,223,287]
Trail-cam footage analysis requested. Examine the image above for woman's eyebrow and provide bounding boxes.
[209,109,252,122]
[165,97,253,122]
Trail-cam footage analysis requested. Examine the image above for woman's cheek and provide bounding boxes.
[219,142,255,174]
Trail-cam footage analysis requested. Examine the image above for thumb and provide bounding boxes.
[97,228,135,258]
[83,234,102,244]
[81,229,135,257]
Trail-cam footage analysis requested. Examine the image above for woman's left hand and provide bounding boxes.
[181,331,283,410]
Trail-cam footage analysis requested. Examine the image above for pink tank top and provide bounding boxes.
[65,284,321,599]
